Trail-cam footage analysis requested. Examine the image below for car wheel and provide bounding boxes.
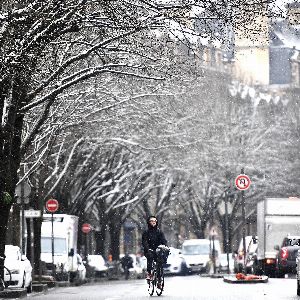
[27,281,32,293]
[276,269,285,278]
[180,263,188,276]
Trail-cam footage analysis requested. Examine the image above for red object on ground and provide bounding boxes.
[235,273,262,280]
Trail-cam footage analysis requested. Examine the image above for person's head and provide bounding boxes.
[147,216,158,229]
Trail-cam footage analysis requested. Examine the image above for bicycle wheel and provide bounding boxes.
[156,267,164,296]
[147,269,155,296]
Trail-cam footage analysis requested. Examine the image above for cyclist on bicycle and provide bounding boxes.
[142,216,168,286]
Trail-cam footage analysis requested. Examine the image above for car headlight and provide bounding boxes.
[10,269,20,274]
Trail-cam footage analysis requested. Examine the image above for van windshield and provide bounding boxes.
[41,237,67,254]
[182,244,210,255]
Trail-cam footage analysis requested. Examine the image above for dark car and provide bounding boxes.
[275,235,300,278]
[296,250,300,295]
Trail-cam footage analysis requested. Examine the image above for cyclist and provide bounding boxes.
[142,216,168,288]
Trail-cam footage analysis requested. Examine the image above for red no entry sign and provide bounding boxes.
[45,199,59,213]
[235,174,251,191]
[82,223,91,234]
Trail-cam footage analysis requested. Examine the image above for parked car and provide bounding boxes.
[181,239,221,274]
[275,235,300,278]
[87,255,108,277]
[4,245,32,292]
[217,253,234,273]
[164,247,189,276]
[296,249,300,295]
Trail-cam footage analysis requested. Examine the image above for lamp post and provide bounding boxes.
[218,189,233,274]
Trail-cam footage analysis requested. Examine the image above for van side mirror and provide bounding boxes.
[274,245,280,251]
[68,248,74,257]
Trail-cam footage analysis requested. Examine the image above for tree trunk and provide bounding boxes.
[109,221,121,261]
[95,226,106,256]
[0,203,11,281]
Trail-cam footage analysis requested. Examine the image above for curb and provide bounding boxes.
[0,288,27,298]
[56,281,70,287]
[32,283,48,293]
[33,280,56,288]
[223,275,268,284]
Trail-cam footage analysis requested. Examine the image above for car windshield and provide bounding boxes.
[41,237,67,254]
[182,244,210,255]
[89,255,105,264]
[287,238,300,246]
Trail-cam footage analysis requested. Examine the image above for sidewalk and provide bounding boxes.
[0,288,27,299]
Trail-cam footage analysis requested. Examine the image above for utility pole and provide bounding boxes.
[224,189,230,274]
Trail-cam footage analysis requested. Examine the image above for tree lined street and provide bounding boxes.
[1,0,300,297]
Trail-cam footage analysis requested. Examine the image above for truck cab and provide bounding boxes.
[41,214,79,281]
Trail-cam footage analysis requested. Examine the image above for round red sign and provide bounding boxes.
[82,223,91,234]
[235,174,251,191]
[45,199,59,213]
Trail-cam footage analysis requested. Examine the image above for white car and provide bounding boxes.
[164,247,189,275]
[87,255,108,277]
[4,245,32,292]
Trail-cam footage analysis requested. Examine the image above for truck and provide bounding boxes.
[41,214,79,281]
[255,197,300,277]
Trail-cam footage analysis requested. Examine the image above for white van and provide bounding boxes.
[181,239,221,273]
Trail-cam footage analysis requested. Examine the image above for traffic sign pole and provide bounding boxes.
[45,199,59,277]
[236,169,249,274]
[81,223,92,260]
[51,212,55,277]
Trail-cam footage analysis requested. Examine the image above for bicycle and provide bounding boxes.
[147,259,164,296]
[147,245,169,297]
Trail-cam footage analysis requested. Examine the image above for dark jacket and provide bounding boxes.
[142,218,168,254]
[121,254,133,269]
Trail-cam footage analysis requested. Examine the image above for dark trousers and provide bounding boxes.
[145,251,157,273]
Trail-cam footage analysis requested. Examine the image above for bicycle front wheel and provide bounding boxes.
[156,269,164,296]
[147,278,155,296]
